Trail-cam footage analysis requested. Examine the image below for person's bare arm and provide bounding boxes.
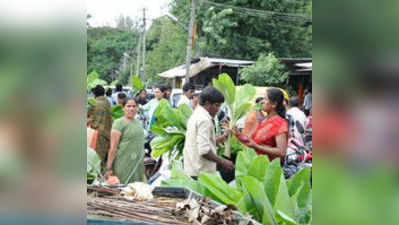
[197,120,234,170]
[216,134,228,145]
[216,120,230,145]
[203,151,234,171]
[247,133,287,158]
[105,129,121,179]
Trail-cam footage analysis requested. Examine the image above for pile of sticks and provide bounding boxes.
[88,195,191,225]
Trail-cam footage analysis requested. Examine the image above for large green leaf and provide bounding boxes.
[276,210,298,225]
[212,73,235,107]
[110,104,124,119]
[274,174,296,220]
[288,168,311,197]
[177,104,193,124]
[241,176,276,225]
[235,148,257,178]
[87,147,101,182]
[233,102,252,124]
[87,70,107,91]
[161,162,204,194]
[248,155,269,183]
[149,99,192,158]
[234,84,256,111]
[264,159,283,206]
[130,75,143,92]
[153,99,185,131]
[295,181,312,224]
[150,134,184,158]
[198,173,243,206]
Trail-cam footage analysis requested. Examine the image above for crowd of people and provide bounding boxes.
[87,82,312,185]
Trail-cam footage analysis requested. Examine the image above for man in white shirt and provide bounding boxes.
[303,88,312,116]
[287,96,307,143]
[183,87,234,179]
[112,84,126,105]
[177,83,195,108]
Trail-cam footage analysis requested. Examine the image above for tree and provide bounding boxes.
[169,0,312,59]
[239,53,289,87]
[144,16,187,85]
[87,26,140,83]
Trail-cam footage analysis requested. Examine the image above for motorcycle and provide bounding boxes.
[283,114,312,179]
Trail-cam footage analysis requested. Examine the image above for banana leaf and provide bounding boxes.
[150,134,184,158]
[87,70,107,91]
[287,168,311,197]
[274,174,296,220]
[110,104,124,119]
[264,159,283,207]
[161,162,204,194]
[213,73,235,107]
[240,176,276,225]
[87,147,101,183]
[150,100,192,158]
[235,148,257,178]
[293,179,312,224]
[248,155,269,183]
[212,74,256,157]
[131,75,143,92]
[276,210,298,225]
[198,173,243,206]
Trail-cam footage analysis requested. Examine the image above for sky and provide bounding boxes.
[86,0,172,27]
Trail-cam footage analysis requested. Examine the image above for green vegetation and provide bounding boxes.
[87,0,312,87]
[163,148,312,225]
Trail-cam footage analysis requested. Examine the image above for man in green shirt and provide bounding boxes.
[88,85,112,164]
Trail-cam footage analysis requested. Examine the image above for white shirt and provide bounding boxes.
[303,93,312,110]
[287,107,307,128]
[287,107,307,143]
[183,105,217,177]
[112,91,126,105]
[177,94,191,108]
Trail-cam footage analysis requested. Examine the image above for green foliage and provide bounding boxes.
[170,0,312,59]
[162,148,312,225]
[110,79,119,86]
[130,74,144,97]
[198,173,243,206]
[110,104,124,119]
[213,73,256,156]
[145,17,186,86]
[87,70,107,91]
[87,27,140,83]
[87,147,102,183]
[162,161,204,194]
[150,100,192,158]
[240,53,289,87]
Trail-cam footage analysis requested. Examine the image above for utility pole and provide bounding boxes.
[142,8,147,82]
[185,0,196,83]
[136,33,142,77]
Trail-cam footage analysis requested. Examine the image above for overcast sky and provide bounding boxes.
[86,0,172,27]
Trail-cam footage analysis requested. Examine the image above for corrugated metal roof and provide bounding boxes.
[296,62,312,68]
[159,57,253,78]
